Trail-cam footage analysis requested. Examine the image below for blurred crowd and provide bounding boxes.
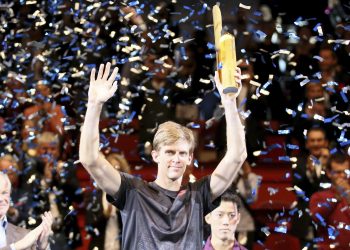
[0,0,349,249]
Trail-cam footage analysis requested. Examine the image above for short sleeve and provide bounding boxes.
[191,175,220,215]
[106,172,142,210]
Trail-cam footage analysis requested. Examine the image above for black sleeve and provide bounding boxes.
[191,175,220,215]
[106,172,143,210]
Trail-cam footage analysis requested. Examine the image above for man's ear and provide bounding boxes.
[188,153,193,165]
[205,213,212,225]
[151,150,159,163]
[236,212,241,225]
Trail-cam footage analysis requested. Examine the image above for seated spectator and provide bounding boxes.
[234,161,260,249]
[30,132,83,250]
[86,152,131,250]
[291,127,330,247]
[204,188,247,250]
[0,172,53,250]
[23,81,65,135]
[309,153,350,250]
[291,81,336,148]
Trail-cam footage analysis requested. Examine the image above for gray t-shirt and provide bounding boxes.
[107,172,217,250]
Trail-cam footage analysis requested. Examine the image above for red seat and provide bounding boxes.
[251,182,296,210]
[253,233,300,250]
[252,163,292,183]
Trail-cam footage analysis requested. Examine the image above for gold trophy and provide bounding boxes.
[213,5,238,94]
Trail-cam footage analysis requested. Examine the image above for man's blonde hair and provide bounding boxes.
[0,154,20,171]
[37,131,60,145]
[0,172,11,191]
[153,121,195,153]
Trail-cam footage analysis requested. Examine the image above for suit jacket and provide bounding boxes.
[0,223,34,250]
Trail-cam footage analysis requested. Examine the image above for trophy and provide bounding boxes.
[213,4,238,94]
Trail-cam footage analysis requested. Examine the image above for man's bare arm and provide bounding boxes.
[79,62,121,196]
[210,68,247,199]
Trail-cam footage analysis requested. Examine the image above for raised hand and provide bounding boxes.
[89,62,119,104]
[214,67,242,106]
[14,224,43,250]
[37,211,53,250]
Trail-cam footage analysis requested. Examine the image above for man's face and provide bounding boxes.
[152,140,192,181]
[306,131,328,157]
[37,142,60,163]
[319,49,337,72]
[328,161,350,185]
[319,148,330,166]
[206,201,240,242]
[306,83,324,100]
[0,175,10,219]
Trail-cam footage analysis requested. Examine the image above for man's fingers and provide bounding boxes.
[90,68,96,83]
[97,64,104,79]
[103,62,111,80]
[109,81,118,95]
[108,67,119,84]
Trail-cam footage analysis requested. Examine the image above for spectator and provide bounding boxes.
[0,154,31,226]
[86,153,131,250]
[234,161,260,249]
[291,81,336,148]
[291,127,330,248]
[0,172,53,250]
[203,188,247,250]
[309,153,350,250]
[30,132,83,250]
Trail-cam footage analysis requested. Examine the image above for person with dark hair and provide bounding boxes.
[204,189,247,250]
[28,132,83,250]
[309,153,350,249]
[86,153,131,250]
[79,62,245,249]
[291,127,330,247]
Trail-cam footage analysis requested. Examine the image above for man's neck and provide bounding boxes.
[211,237,235,250]
[0,215,5,221]
[154,177,182,191]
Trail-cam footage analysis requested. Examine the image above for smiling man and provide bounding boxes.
[79,62,246,249]
[204,189,246,250]
[0,172,53,250]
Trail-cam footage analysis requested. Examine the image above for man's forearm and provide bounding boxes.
[211,101,247,198]
[224,102,247,168]
[79,102,103,166]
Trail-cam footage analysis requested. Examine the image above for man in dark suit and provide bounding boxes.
[0,172,52,250]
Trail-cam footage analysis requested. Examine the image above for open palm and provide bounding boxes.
[89,62,119,104]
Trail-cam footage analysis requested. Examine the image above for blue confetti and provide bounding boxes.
[274,226,287,234]
[128,1,139,7]
[207,42,215,50]
[340,90,349,103]
[286,144,299,150]
[315,213,326,226]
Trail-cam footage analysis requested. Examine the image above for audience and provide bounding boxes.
[309,153,350,250]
